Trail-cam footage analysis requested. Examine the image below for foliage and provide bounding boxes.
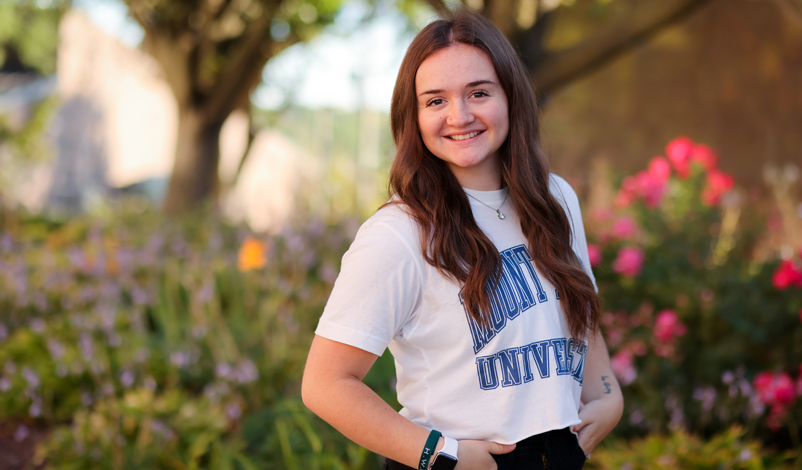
[586,425,797,470]
[2,135,802,467]
[587,137,802,450]
[0,201,395,468]
[0,0,68,75]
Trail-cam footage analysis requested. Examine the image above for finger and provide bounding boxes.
[486,442,517,455]
[572,421,585,433]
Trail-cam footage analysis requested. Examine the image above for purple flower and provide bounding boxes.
[151,420,175,440]
[170,351,191,368]
[79,333,94,361]
[0,377,11,391]
[208,234,223,253]
[628,410,644,425]
[0,232,13,252]
[30,318,46,334]
[215,363,233,380]
[97,304,116,331]
[33,292,48,311]
[692,386,717,412]
[320,262,338,285]
[22,367,40,389]
[47,339,66,360]
[5,361,17,374]
[234,360,259,384]
[144,377,157,391]
[195,279,214,304]
[721,371,734,384]
[67,247,86,269]
[119,370,135,388]
[285,234,304,254]
[13,425,28,442]
[99,283,121,302]
[116,248,135,274]
[135,348,149,363]
[192,324,207,339]
[0,322,7,341]
[226,402,242,420]
[131,287,151,306]
[29,400,42,417]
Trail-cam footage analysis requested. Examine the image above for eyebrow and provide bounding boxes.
[417,79,497,97]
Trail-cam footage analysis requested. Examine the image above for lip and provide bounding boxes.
[443,130,486,141]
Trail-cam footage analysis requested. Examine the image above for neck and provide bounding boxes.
[448,161,503,191]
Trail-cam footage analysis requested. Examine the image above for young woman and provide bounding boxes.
[302,10,623,470]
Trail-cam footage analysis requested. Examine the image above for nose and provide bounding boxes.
[446,100,474,127]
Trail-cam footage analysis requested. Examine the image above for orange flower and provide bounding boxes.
[238,237,267,272]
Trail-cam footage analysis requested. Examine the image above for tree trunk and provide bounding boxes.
[162,106,225,214]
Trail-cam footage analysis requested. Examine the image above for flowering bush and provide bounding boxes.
[588,137,802,451]
[585,425,796,470]
[0,202,392,469]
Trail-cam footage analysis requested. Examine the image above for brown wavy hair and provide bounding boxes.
[388,10,601,341]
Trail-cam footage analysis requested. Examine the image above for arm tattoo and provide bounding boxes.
[601,376,612,394]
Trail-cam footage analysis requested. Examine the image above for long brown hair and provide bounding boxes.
[388,10,601,341]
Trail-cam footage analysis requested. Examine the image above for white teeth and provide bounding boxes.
[449,131,482,141]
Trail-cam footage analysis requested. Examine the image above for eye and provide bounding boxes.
[426,98,444,107]
[471,90,489,99]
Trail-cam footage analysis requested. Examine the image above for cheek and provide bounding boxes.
[417,115,443,143]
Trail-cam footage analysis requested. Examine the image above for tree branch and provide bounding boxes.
[199,14,272,124]
[529,0,715,95]
[423,0,451,18]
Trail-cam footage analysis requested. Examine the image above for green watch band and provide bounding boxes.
[419,429,442,470]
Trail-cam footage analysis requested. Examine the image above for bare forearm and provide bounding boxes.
[581,329,624,414]
[305,376,427,467]
[302,336,430,470]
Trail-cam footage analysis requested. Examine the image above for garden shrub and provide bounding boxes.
[587,137,802,452]
[0,136,800,468]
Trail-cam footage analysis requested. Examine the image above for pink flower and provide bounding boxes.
[754,371,796,406]
[587,244,602,267]
[653,309,687,343]
[611,350,637,385]
[611,217,638,240]
[612,247,645,277]
[767,403,790,432]
[702,169,734,205]
[615,171,667,209]
[691,144,718,171]
[610,217,638,240]
[647,156,672,182]
[666,137,694,178]
[772,260,802,290]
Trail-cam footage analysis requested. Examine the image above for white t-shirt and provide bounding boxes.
[315,174,597,444]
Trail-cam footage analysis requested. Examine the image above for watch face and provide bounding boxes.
[431,455,458,470]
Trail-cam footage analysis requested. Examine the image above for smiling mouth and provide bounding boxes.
[446,130,484,141]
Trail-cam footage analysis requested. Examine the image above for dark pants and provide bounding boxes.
[383,427,586,470]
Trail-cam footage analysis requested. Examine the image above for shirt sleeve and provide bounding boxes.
[315,219,424,356]
[550,175,598,293]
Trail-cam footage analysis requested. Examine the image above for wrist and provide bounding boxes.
[434,437,444,454]
[428,435,459,470]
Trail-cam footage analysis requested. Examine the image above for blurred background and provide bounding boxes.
[0,0,801,468]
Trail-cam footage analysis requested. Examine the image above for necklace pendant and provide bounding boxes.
[497,211,505,220]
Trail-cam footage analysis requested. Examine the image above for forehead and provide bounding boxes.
[415,44,498,92]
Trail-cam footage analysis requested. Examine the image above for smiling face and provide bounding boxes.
[415,44,510,190]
